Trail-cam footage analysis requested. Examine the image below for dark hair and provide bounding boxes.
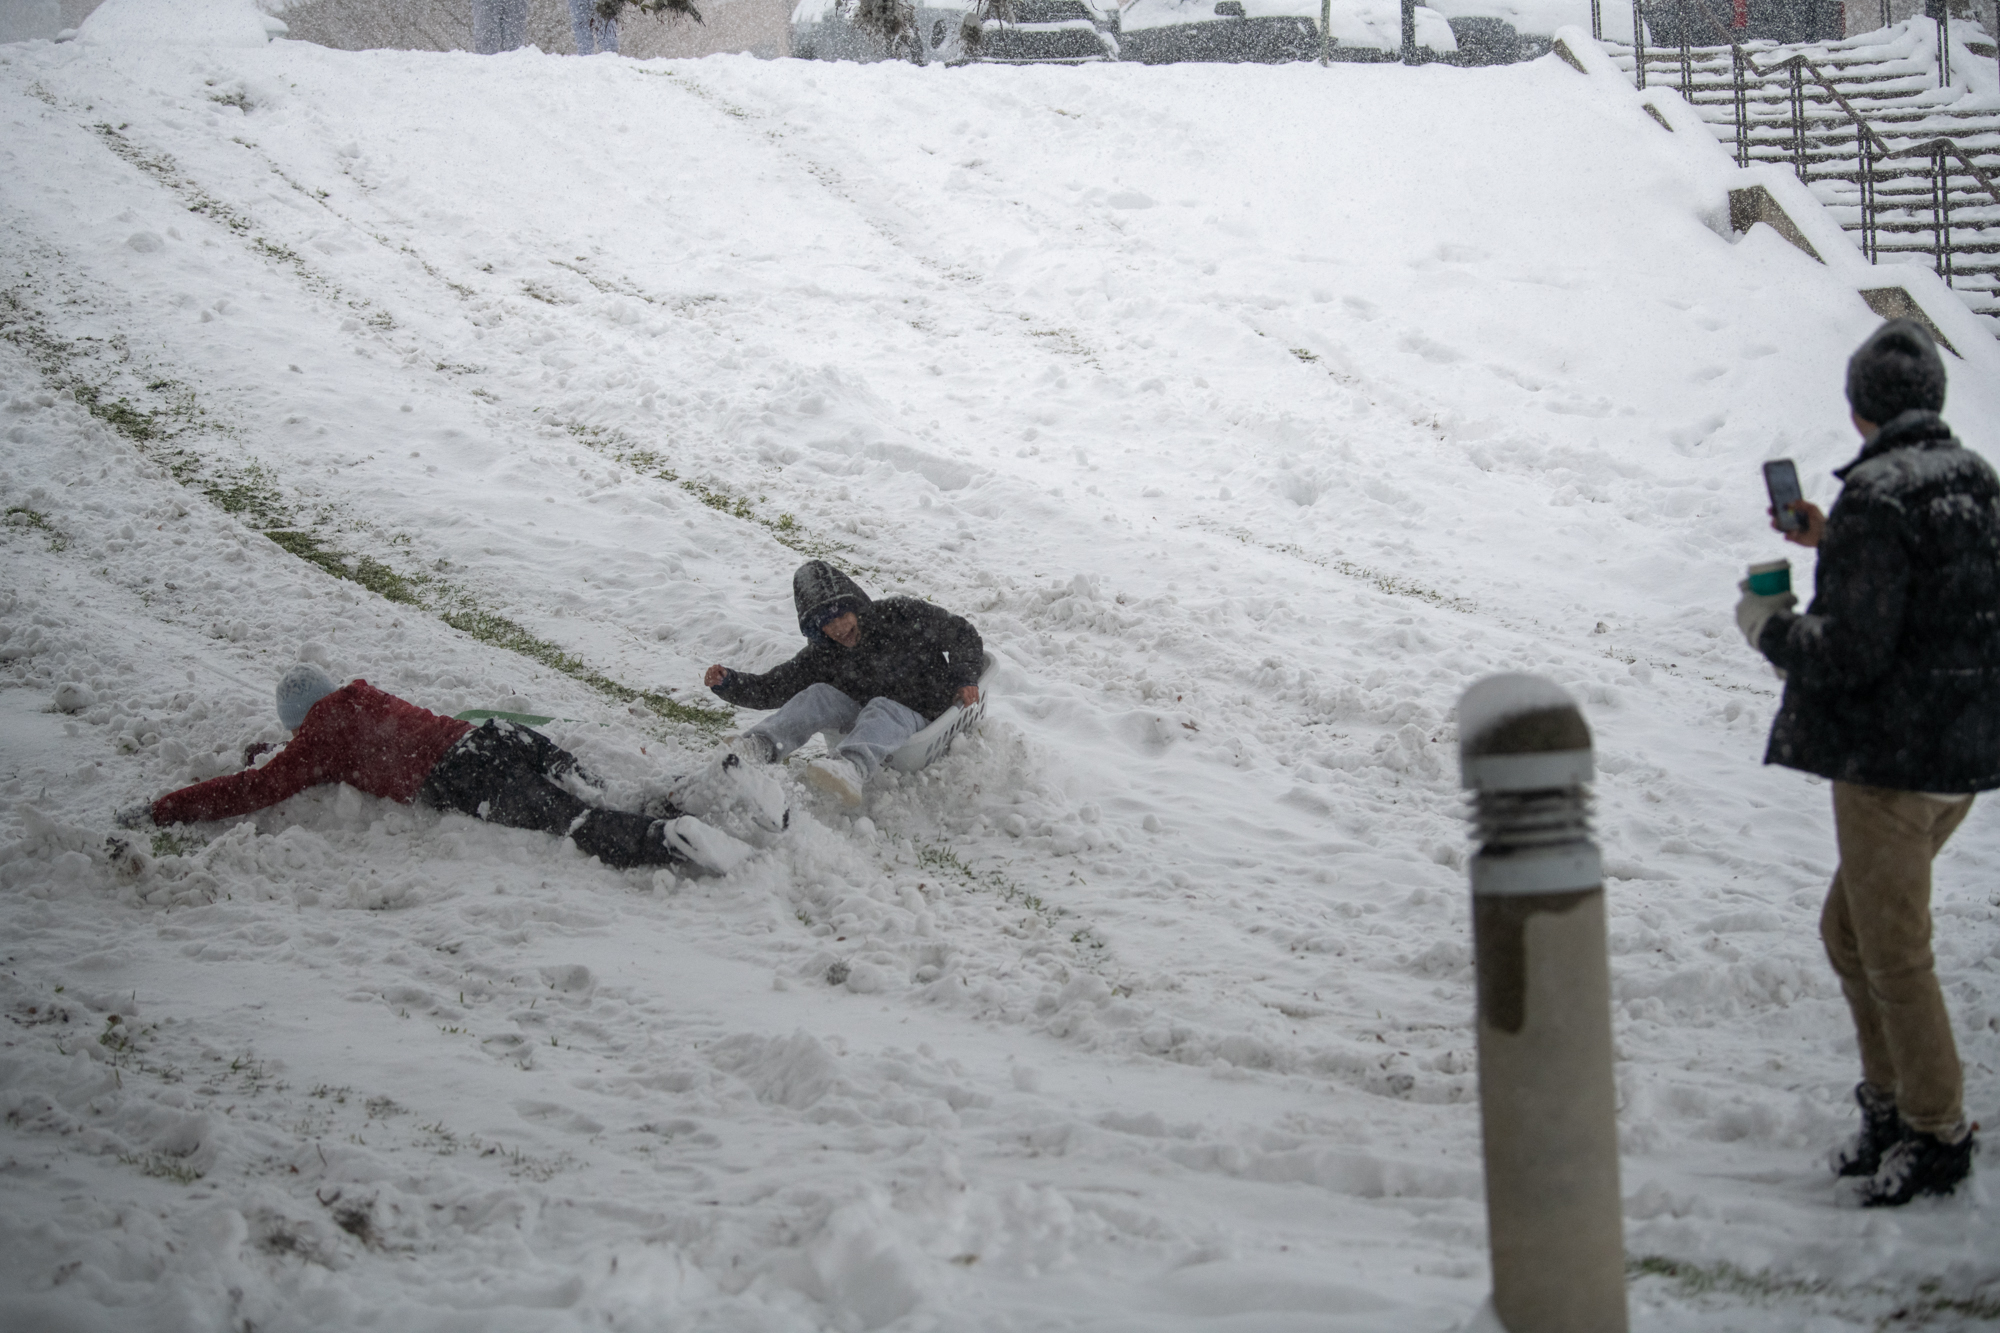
[1845,318,1946,425]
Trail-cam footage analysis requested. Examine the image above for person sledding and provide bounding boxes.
[701,561,985,808]
[123,665,752,875]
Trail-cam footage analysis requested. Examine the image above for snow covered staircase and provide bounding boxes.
[1604,21,2000,333]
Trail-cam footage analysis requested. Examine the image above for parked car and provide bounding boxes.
[1117,0,1320,61]
[968,0,1121,62]
[791,0,972,62]
[1117,0,1528,64]
[790,0,1120,61]
[790,0,1539,64]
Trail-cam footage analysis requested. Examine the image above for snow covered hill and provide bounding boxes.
[2,22,1998,1332]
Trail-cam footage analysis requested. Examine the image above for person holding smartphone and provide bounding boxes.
[1735,318,2000,1206]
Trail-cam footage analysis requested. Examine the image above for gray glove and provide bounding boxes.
[1735,579,1797,653]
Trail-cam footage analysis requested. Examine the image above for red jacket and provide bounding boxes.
[152,681,473,825]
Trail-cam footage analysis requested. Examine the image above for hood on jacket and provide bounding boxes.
[793,561,872,641]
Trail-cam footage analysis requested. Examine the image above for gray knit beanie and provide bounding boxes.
[1845,318,1946,426]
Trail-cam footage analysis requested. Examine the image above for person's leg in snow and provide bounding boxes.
[808,695,926,810]
[418,721,731,873]
[733,683,925,809]
[830,695,927,773]
[1820,782,1978,1203]
[742,681,863,761]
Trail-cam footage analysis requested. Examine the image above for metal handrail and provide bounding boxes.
[1660,0,1995,199]
[1741,55,2000,213]
[1880,136,2000,211]
[1629,2,2000,301]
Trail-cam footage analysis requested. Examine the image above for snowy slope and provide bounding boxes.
[1,24,1998,1333]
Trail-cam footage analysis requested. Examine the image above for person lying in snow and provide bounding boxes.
[701,560,984,808]
[122,666,752,875]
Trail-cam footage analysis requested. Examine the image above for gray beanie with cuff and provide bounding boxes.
[1845,318,1946,426]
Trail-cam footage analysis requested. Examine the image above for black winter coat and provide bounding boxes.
[1759,410,2000,792]
[712,562,985,722]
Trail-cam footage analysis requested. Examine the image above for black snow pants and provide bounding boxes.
[416,721,685,871]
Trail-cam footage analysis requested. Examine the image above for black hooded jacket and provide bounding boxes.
[710,562,985,721]
[1758,410,2000,792]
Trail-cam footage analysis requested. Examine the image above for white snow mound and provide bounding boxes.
[77,0,283,47]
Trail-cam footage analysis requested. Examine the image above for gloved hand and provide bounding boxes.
[1735,579,1797,653]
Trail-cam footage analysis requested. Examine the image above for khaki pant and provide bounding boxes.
[1820,783,1972,1135]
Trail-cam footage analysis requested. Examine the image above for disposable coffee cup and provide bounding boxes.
[1747,559,1791,596]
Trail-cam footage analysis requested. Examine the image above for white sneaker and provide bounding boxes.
[805,755,866,810]
[660,816,755,876]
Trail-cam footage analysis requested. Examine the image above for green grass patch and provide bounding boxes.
[268,531,732,734]
[119,1152,204,1184]
[1628,1255,2000,1327]
[144,437,729,731]
[88,122,387,319]
[150,828,206,858]
[4,506,69,552]
[916,840,1108,959]
[560,420,860,565]
[197,463,289,528]
[264,530,420,605]
[263,522,730,732]
[71,384,167,441]
[92,123,253,236]
[414,1120,569,1180]
[2,284,728,737]
[432,592,730,731]
[2,290,207,446]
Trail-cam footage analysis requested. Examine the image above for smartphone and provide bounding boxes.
[1764,459,1804,533]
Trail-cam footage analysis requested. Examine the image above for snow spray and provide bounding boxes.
[1458,675,1627,1333]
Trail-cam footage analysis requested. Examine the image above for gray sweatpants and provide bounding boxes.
[746,683,925,779]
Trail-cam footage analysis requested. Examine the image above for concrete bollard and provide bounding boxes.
[1459,674,1626,1333]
